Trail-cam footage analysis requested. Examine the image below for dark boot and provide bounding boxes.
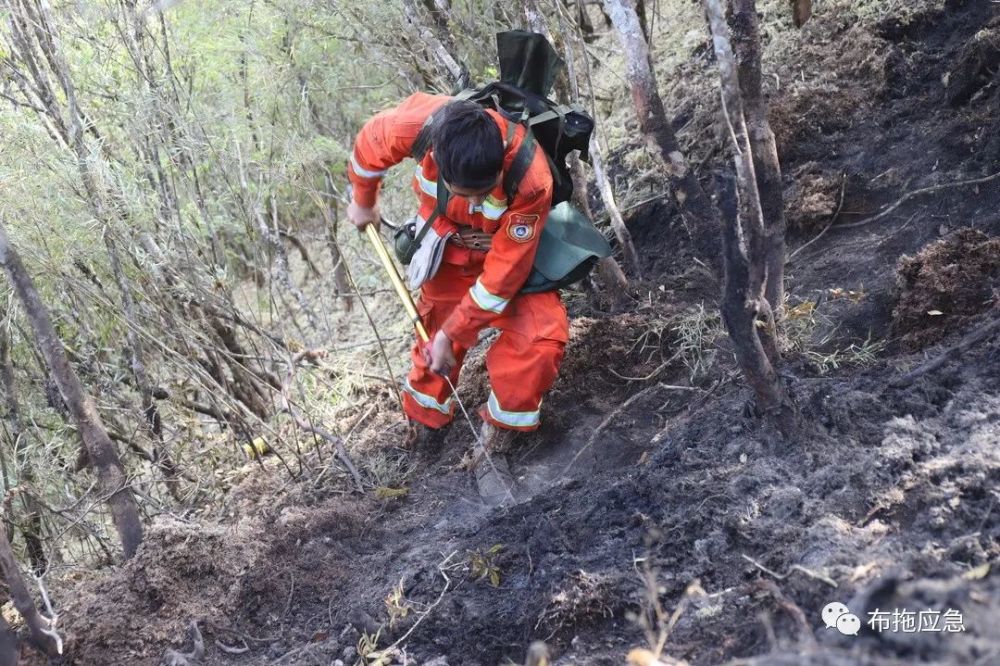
[472,422,517,506]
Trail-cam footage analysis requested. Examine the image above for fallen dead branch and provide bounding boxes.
[891,314,1000,387]
[214,637,249,655]
[367,551,457,662]
[203,621,278,646]
[608,350,682,382]
[741,553,838,588]
[562,383,698,476]
[161,621,204,666]
[833,170,1000,231]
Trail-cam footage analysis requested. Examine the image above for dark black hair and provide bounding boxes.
[432,100,503,190]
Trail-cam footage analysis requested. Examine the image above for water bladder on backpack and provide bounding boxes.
[496,30,563,98]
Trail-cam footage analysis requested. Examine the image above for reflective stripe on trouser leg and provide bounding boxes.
[403,379,453,414]
[403,351,464,429]
[486,391,540,428]
[402,264,474,429]
[482,292,568,432]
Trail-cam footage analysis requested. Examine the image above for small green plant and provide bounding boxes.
[467,544,504,587]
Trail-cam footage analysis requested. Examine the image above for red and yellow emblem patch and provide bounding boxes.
[506,213,538,243]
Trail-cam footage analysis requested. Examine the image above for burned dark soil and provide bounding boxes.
[28,2,1000,665]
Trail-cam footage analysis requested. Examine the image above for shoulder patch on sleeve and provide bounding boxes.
[506,213,539,243]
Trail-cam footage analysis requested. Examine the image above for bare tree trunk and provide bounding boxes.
[0,520,60,657]
[560,0,596,38]
[634,0,650,43]
[524,0,548,33]
[323,188,354,312]
[0,615,17,666]
[603,0,721,267]
[0,222,143,559]
[569,153,630,300]
[704,0,794,431]
[731,0,786,315]
[8,0,192,494]
[791,0,812,27]
[419,0,462,74]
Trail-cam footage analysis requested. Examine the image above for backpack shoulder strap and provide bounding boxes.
[504,125,563,204]
[503,128,535,202]
[411,176,451,248]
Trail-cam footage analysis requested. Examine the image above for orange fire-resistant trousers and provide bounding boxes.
[402,258,569,432]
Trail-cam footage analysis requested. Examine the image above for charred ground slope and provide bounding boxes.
[29,1,1000,665]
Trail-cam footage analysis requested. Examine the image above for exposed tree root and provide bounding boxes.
[161,621,203,666]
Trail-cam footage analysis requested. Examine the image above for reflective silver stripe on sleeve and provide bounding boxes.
[480,196,508,220]
[350,152,387,179]
[415,167,437,197]
[469,279,509,314]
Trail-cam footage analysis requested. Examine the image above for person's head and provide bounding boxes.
[432,100,503,205]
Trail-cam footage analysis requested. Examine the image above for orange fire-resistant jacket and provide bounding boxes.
[347,93,554,349]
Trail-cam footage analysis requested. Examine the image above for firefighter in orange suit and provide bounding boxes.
[346,93,568,504]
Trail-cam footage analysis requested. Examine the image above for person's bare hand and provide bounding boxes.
[424,330,457,376]
[347,200,380,231]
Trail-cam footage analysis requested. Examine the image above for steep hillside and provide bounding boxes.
[23,1,1000,665]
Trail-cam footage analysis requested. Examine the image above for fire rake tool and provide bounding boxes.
[362,222,516,505]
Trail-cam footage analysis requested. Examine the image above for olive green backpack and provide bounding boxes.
[397,30,611,293]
